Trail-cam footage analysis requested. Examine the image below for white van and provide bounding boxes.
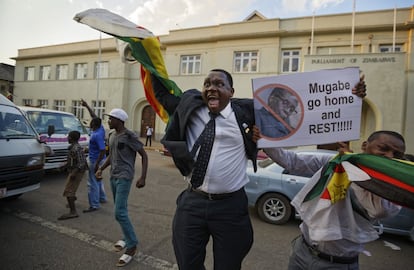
[19,107,90,170]
[0,95,45,199]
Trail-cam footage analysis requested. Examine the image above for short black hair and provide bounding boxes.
[367,130,405,144]
[68,130,81,141]
[210,69,233,88]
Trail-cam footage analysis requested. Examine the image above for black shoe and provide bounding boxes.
[83,207,98,213]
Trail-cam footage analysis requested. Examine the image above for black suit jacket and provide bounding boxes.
[153,77,258,176]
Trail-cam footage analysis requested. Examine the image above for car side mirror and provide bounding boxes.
[47,125,55,137]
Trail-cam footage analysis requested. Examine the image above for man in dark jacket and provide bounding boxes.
[154,69,257,270]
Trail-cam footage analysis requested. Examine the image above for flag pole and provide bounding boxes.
[393,4,397,52]
[96,32,102,115]
[351,0,356,53]
[310,11,315,55]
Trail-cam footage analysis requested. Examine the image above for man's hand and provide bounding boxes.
[95,169,103,179]
[252,125,261,143]
[352,74,367,98]
[81,98,88,107]
[136,177,146,188]
[337,141,353,155]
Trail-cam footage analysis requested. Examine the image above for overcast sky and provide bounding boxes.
[1,0,413,65]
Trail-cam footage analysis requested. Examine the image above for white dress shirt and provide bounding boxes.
[185,102,249,193]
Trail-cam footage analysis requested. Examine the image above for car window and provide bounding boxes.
[26,111,87,135]
[0,106,37,139]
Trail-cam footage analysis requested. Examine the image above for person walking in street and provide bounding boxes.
[81,99,107,212]
[58,130,88,220]
[145,125,153,147]
[95,108,148,267]
[153,69,258,270]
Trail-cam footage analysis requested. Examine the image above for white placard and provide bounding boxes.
[253,67,362,148]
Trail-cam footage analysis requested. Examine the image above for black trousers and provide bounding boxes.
[145,135,152,146]
[172,188,253,270]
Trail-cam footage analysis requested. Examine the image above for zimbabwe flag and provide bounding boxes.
[304,153,414,209]
[74,8,182,123]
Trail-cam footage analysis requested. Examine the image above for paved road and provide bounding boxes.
[0,145,413,269]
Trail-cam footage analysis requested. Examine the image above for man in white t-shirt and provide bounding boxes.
[145,125,153,146]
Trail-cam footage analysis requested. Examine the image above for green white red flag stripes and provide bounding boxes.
[304,153,414,209]
[74,8,182,123]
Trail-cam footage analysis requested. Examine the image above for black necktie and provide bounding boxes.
[190,113,217,188]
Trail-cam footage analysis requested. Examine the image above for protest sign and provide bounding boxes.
[253,67,362,148]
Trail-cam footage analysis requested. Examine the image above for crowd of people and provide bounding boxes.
[56,69,410,269]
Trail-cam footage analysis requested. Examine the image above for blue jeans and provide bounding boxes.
[110,178,138,249]
[87,160,107,208]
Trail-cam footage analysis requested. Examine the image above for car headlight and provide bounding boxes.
[43,145,53,156]
[26,155,44,169]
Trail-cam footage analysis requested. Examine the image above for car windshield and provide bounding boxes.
[25,111,87,135]
[0,105,38,139]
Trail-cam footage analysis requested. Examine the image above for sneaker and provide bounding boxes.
[83,207,98,213]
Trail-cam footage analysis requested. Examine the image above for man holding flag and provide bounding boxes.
[258,130,407,270]
[74,10,256,269]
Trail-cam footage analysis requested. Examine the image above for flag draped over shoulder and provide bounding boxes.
[304,153,414,209]
[73,8,182,123]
